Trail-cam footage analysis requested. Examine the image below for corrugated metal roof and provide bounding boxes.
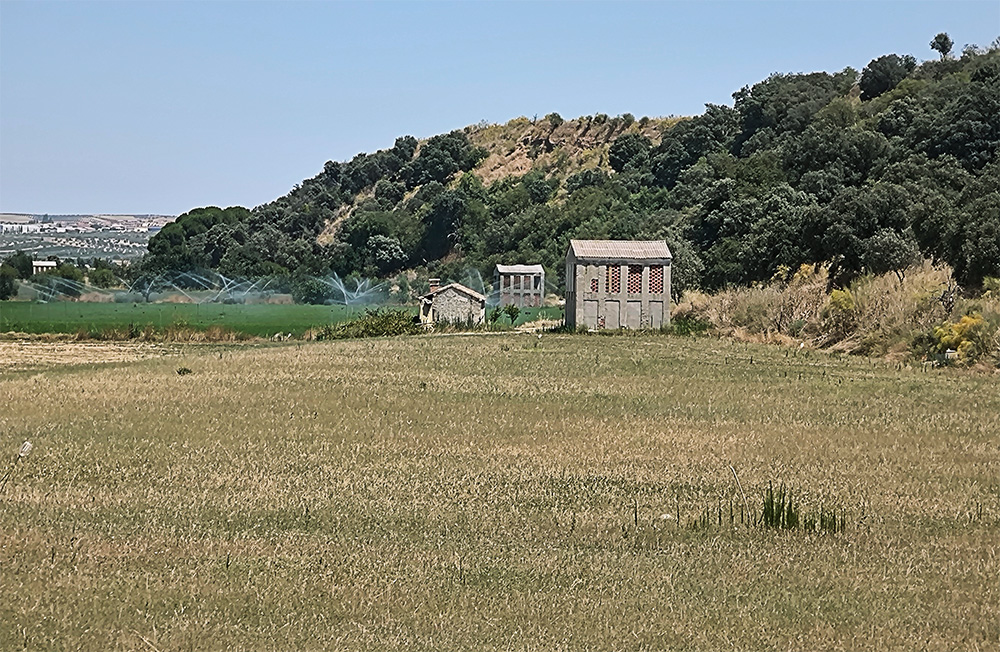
[568,240,672,261]
[419,282,486,303]
[495,264,545,275]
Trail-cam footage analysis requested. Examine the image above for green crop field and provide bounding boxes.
[1,334,997,650]
[0,302,563,337]
[0,301,387,337]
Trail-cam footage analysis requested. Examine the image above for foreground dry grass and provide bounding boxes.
[0,340,184,372]
[1,334,997,650]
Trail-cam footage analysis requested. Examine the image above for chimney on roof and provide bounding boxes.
[429,278,440,294]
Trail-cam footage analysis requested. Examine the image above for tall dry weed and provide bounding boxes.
[677,260,1000,364]
[840,261,953,355]
[678,264,828,341]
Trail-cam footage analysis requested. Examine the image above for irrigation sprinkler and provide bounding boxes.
[0,441,33,496]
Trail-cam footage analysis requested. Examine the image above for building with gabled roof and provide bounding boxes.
[419,278,487,326]
[494,264,545,308]
[565,240,672,330]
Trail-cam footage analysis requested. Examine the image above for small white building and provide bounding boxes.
[32,260,58,276]
[494,264,545,308]
[419,278,486,326]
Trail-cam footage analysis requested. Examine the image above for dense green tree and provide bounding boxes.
[925,54,1000,169]
[375,179,406,209]
[947,164,1000,286]
[859,54,917,100]
[931,33,954,60]
[366,235,407,275]
[648,105,739,188]
[864,228,921,280]
[733,70,856,153]
[402,131,487,188]
[88,268,118,289]
[0,264,18,300]
[817,183,912,285]
[420,190,469,261]
[609,133,652,172]
[130,46,998,297]
[565,169,611,193]
[2,251,33,279]
[291,275,333,304]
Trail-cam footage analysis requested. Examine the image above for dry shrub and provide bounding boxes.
[679,264,828,339]
[77,292,114,303]
[161,294,196,304]
[245,293,294,305]
[677,261,1000,365]
[161,324,251,342]
[839,261,952,355]
[79,324,254,343]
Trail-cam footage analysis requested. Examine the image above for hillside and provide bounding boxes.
[309,114,681,245]
[465,114,680,186]
[138,38,1000,301]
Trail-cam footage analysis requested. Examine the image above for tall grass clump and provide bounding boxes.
[758,483,845,533]
[680,481,848,534]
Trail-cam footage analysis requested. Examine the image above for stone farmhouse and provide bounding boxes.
[419,278,487,326]
[494,264,545,308]
[564,240,672,330]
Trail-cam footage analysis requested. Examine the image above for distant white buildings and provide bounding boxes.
[0,223,41,234]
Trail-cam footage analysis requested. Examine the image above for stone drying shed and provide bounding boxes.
[419,278,487,326]
[564,239,672,330]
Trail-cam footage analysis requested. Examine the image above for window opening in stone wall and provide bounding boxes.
[590,278,599,293]
[650,266,663,294]
[514,275,521,289]
[503,275,510,289]
[607,266,621,294]
[628,265,643,294]
[523,275,530,290]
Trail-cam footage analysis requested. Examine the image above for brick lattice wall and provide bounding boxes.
[650,266,663,294]
[628,265,643,294]
[607,266,620,294]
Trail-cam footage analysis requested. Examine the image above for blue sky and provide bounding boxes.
[1,0,997,216]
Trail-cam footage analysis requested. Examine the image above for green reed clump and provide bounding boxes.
[759,482,848,533]
[316,309,422,340]
[761,482,799,529]
[680,482,849,534]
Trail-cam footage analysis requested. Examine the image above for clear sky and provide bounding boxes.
[1,0,997,216]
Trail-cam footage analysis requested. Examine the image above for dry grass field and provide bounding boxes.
[1,334,997,651]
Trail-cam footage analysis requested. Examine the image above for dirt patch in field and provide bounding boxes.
[0,340,181,372]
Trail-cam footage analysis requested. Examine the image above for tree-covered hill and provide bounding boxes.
[140,37,1000,299]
